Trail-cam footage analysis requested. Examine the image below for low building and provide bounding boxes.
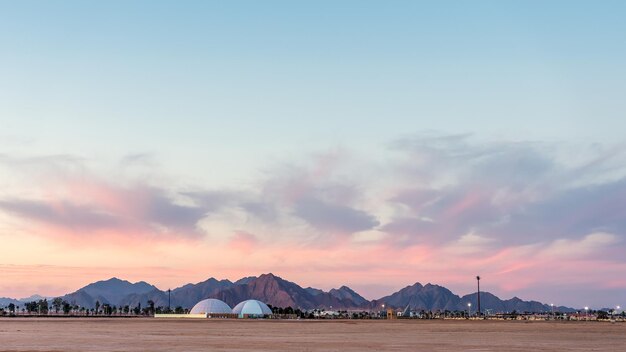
[155,298,273,319]
[190,298,234,318]
[232,299,272,318]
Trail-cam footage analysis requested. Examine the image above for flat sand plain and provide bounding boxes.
[0,318,624,352]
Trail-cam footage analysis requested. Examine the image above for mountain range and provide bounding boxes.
[1,273,575,313]
[0,294,53,308]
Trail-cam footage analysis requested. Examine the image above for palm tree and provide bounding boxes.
[52,297,63,313]
[147,300,155,316]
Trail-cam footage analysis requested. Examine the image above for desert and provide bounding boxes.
[1,318,624,352]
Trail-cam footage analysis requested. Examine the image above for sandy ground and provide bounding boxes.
[0,318,624,352]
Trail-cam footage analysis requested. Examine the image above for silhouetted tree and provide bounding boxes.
[37,299,49,315]
[133,303,141,315]
[25,301,37,313]
[52,297,63,313]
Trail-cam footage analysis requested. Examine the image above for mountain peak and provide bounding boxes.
[101,277,125,283]
[255,273,291,285]
[19,294,48,301]
[329,285,367,306]
[259,272,278,279]
[410,282,424,289]
[234,276,257,285]
[423,283,449,292]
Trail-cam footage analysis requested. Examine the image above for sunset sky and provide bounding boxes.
[1,1,626,308]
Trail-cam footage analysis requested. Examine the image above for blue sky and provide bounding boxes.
[3,1,625,163]
[1,1,625,308]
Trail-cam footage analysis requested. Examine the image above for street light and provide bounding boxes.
[476,276,481,317]
[467,303,472,318]
[584,306,589,321]
[613,305,621,321]
[550,303,554,319]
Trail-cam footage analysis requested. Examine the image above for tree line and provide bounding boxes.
[0,298,187,316]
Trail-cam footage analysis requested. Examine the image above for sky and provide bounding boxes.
[1,0,625,309]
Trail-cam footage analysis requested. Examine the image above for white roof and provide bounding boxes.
[189,298,232,314]
[232,299,272,316]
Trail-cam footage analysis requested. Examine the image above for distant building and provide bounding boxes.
[189,298,234,318]
[155,298,272,319]
[232,299,272,318]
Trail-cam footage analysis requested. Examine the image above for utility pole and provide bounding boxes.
[168,289,171,312]
[476,276,481,317]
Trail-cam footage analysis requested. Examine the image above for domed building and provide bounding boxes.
[232,299,272,318]
[189,298,232,317]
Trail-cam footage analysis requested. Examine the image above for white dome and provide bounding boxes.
[232,299,272,317]
[190,298,232,314]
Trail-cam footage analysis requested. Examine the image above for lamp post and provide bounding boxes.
[550,303,554,319]
[476,276,481,317]
[467,303,472,319]
[584,306,589,321]
[382,304,385,319]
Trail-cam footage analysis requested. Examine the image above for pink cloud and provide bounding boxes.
[443,190,485,218]
[228,231,259,253]
[0,176,208,244]
[2,139,626,307]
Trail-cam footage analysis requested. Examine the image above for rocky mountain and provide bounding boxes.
[234,276,257,285]
[367,282,577,313]
[460,292,576,313]
[2,274,575,313]
[329,286,368,306]
[61,277,158,307]
[120,289,169,308]
[169,278,234,308]
[211,273,360,310]
[372,283,461,311]
[19,294,50,302]
[1,294,54,308]
[0,297,21,307]
[304,287,324,296]
[59,289,98,308]
[117,277,235,308]
[123,274,365,310]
